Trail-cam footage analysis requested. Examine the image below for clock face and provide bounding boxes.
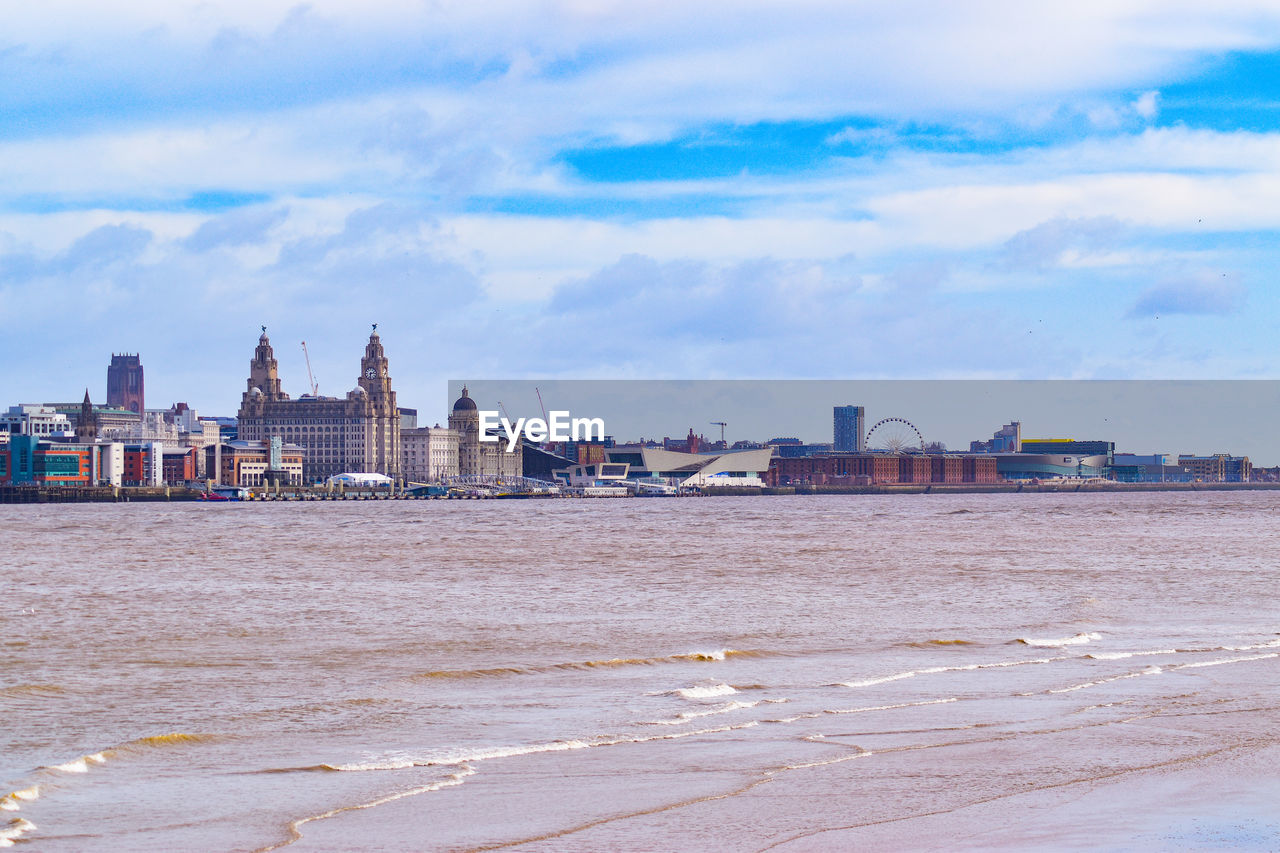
[365,367,377,379]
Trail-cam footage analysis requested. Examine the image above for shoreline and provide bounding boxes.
[4,481,1280,503]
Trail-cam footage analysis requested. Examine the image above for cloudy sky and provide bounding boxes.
[4,2,1280,418]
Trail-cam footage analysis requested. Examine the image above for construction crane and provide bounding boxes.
[711,421,727,444]
[301,341,319,396]
[497,401,512,422]
[535,386,549,424]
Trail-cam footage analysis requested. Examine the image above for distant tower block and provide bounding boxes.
[833,405,865,452]
[107,353,145,414]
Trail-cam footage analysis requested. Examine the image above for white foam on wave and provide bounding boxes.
[258,767,478,852]
[1048,665,1163,694]
[780,748,875,772]
[1086,650,1176,660]
[1222,638,1280,652]
[328,739,593,771]
[327,720,765,773]
[0,787,39,813]
[0,818,37,847]
[840,671,921,688]
[1173,652,1279,671]
[826,697,958,715]
[676,683,737,699]
[46,752,105,775]
[648,698,789,726]
[1018,632,1101,647]
[838,656,1061,688]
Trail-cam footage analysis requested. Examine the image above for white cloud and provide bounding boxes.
[1133,89,1160,120]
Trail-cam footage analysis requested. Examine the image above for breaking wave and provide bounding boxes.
[0,787,38,813]
[839,656,1061,688]
[1048,665,1164,694]
[676,683,737,700]
[1017,632,1101,647]
[0,817,36,848]
[413,649,768,680]
[304,721,764,774]
[36,732,216,777]
[1173,652,1279,670]
[1086,650,1176,660]
[647,698,789,726]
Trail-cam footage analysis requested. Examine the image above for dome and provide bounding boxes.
[352,385,367,396]
[249,387,263,397]
[452,386,477,411]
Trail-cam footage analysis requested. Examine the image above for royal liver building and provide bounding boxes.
[237,327,402,483]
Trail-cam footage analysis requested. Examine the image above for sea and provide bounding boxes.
[3,492,1279,851]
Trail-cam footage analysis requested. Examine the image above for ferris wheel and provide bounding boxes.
[865,417,925,453]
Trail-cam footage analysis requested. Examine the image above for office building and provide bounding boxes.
[237,327,402,483]
[833,405,865,452]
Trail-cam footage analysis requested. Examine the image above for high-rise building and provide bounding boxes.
[236,326,402,483]
[107,354,145,414]
[833,405,865,452]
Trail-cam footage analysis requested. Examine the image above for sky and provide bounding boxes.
[5,2,1280,424]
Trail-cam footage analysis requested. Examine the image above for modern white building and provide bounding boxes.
[1,405,73,437]
[95,442,125,486]
[597,446,775,488]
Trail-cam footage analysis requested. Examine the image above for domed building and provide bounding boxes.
[236,327,402,483]
[448,386,480,476]
[400,386,522,483]
[450,386,521,479]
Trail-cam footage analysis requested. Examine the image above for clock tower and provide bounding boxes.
[358,324,393,398]
[354,324,400,479]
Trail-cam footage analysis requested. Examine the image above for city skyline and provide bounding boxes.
[456,379,1280,466]
[5,5,1280,408]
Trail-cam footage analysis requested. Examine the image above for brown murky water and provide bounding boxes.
[3,493,1279,851]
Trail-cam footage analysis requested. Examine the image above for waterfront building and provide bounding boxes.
[769,453,1000,486]
[598,445,773,488]
[991,452,1110,480]
[236,328,402,483]
[1111,453,1192,483]
[204,440,305,488]
[1021,439,1115,466]
[448,387,522,479]
[1178,454,1252,483]
[930,456,964,484]
[96,442,125,486]
[522,444,574,482]
[833,405,866,452]
[0,435,92,486]
[122,443,165,486]
[106,354,145,414]
[401,425,460,483]
[769,438,835,458]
